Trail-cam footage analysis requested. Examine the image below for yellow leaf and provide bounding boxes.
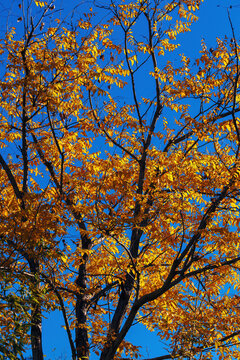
[34,0,47,7]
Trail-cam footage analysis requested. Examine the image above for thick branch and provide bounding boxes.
[0,153,23,200]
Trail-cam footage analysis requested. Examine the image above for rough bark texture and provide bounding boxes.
[29,259,43,360]
[75,255,89,360]
[75,223,92,360]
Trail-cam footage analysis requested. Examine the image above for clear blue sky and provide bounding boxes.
[1,0,240,359]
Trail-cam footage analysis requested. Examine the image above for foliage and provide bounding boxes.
[1,0,240,359]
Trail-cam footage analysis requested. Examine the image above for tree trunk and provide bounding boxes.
[29,259,43,360]
[75,256,89,360]
[31,302,43,360]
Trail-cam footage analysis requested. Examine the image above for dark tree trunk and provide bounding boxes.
[75,255,89,360]
[29,259,43,360]
[74,222,92,360]
[31,302,43,360]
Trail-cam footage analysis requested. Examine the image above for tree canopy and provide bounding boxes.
[1,0,240,359]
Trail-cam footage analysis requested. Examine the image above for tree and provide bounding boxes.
[1,0,240,359]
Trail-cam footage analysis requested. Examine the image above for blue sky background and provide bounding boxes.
[1,0,240,359]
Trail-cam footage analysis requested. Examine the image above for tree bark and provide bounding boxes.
[75,256,89,360]
[31,302,43,360]
[75,223,92,360]
[29,259,43,360]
